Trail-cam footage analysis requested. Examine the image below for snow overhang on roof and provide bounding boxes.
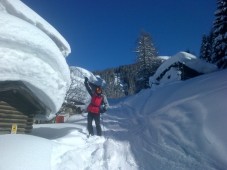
[0,0,71,57]
[0,0,71,119]
[0,81,50,115]
[155,52,218,76]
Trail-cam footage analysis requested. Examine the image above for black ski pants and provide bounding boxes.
[87,112,102,136]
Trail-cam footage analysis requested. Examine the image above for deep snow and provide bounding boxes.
[0,1,226,170]
[0,69,227,170]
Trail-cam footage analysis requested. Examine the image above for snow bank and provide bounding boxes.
[124,69,227,169]
[0,134,53,170]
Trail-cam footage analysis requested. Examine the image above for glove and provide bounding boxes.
[100,105,107,114]
[84,77,88,83]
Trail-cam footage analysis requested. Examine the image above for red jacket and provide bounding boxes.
[87,94,103,114]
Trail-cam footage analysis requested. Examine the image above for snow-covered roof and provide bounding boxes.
[0,0,71,119]
[150,52,218,86]
[153,52,218,79]
[0,0,71,57]
[157,56,170,60]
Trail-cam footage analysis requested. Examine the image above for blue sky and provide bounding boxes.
[22,0,216,71]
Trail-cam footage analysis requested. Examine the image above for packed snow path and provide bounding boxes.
[32,113,138,170]
[32,104,221,170]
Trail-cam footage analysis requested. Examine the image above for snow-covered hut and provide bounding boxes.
[0,0,71,133]
[150,52,218,86]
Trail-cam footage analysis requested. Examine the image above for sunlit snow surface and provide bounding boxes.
[0,1,226,169]
[0,69,226,170]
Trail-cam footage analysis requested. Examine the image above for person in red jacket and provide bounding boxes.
[84,77,109,136]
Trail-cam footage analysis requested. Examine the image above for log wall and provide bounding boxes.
[0,101,34,134]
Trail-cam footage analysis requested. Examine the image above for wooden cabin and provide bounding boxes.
[156,62,202,82]
[0,81,48,134]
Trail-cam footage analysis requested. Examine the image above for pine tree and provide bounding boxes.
[135,31,158,92]
[200,35,209,60]
[208,31,215,62]
[200,32,214,63]
[212,0,227,68]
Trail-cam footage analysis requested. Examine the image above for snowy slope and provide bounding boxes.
[123,69,227,169]
[0,69,226,170]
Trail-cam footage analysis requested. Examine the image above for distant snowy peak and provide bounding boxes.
[0,0,70,57]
